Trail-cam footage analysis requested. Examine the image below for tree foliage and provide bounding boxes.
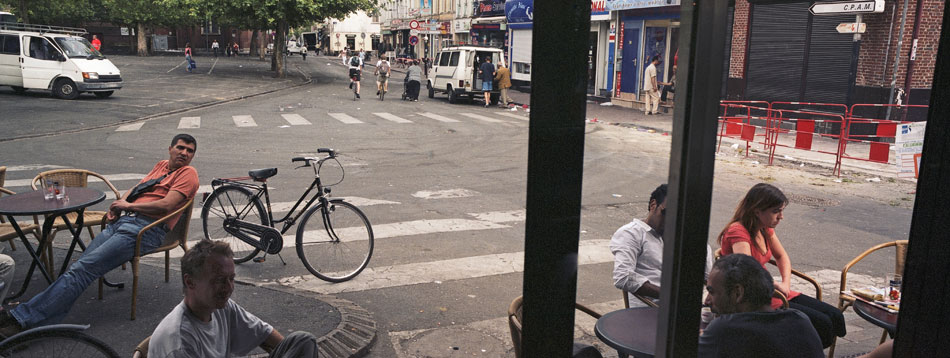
[0,0,100,25]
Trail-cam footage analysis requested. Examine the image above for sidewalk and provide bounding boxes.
[2,241,375,357]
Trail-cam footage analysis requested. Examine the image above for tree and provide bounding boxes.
[103,0,200,56]
[0,0,99,26]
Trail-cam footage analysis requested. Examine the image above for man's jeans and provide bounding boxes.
[11,215,166,328]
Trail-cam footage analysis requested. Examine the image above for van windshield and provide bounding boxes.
[54,37,103,59]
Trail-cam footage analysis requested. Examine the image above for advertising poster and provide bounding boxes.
[896,122,926,179]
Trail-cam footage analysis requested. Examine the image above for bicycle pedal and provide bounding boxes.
[253,257,266,263]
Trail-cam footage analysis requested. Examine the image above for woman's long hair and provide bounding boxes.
[717,183,788,247]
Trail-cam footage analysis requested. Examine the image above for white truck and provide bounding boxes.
[0,22,122,99]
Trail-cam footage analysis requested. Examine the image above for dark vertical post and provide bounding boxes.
[901,0,926,117]
[845,14,863,107]
[893,1,950,356]
[521,0,591,357]
[655,0,730,355]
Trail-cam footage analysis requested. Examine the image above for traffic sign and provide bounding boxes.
[809,0,884,15]
[410,29,420,36]
[409,36,419,45]
[836,22,868,33]
[409,20,420,29]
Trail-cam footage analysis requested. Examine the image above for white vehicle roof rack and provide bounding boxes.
[0,22,87,36]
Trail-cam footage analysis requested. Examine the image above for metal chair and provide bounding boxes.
[507,295,603,358]
[713,248,822,300]
[97,198,194,320]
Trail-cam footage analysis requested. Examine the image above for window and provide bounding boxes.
[439,52,451,66]
[27,36,59,61]
[449,51,459,66]
[0,34,19,55]
[201,20,220,35]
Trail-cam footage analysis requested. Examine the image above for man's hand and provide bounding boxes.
[109,199,132,214]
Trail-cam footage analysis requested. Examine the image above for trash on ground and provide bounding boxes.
[731,143,740,150]
[751,161,760,165]
[866,177,882,182]
[783,155,795,160]
[612,194,622,198]
[834,179,843,183]
[279,125,290,128]
[600,102,614,106]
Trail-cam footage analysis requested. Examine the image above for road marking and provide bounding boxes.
[232,115,257,127]
[496,112,528,121]
[469,210,525,223]
[412,189,478,199]
[1,165,68,172]
[191,196,400,219]
[281,114,312,125]
[328,113,363,124]
[373,113,413,123]
[417,112,459,123]
[278,239,612,294]
[115,122,145,132]
[178,116,201,129]
[166,60,185,73]
[5,173,145,187]
[459,113,503,123]
[207,58,218,75]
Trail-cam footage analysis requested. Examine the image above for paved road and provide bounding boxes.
[0,55,912,357]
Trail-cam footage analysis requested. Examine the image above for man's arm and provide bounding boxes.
[260,329,284,352]
[110,190,186,218]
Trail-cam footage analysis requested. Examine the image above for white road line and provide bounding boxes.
[233,115,258,127]
[207,58,218,75]
[373,113,413,123]
[328,113,363,124]
[279,239,612,294]
[281,114,312,125]
[412,189,478,199]
[115,122,145,132]
[2,165,68,172]
[496,112,528,121]
[468,210,525,223]
[5,173,145,187]
[178,117,201,129]
[166,61,185,73]
[459,113,503,123]
[417,112,459,123]
[191,196,400,219]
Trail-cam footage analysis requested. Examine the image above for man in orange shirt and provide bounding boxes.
[0,134,199,337]
[91,34,101,51]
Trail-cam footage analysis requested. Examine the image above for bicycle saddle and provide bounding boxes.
[248,168,278,181]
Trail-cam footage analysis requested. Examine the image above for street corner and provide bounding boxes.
[391,325,511,358]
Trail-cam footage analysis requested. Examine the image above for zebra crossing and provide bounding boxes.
[112,111,529,131]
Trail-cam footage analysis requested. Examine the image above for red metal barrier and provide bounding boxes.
[767,107,847,176]
[841,104,928,168]
[717,101,771,157]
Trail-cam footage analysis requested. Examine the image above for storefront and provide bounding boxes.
[453,18,471,44]
[607,0,680,104]
[472,0,506,48]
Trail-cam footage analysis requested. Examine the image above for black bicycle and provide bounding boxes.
[201,148,374,282]
[0,324,119,358]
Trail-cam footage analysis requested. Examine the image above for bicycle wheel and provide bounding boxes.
[0,329,120,358]
[296,200,373,282]
[201,185,267,263]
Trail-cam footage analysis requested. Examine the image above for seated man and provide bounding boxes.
[610,184,713,306]
[699,254,823,358]
[0,134,199,336]
[149,240,317,358]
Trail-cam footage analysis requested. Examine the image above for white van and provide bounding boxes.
[426,46,505,105]
[0,22,122,99]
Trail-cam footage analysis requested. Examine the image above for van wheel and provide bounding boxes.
[428,84,435,98]
[448,87,459,104]
[53,79,79,100]
[11,86,25,94]
[94,91,114,98]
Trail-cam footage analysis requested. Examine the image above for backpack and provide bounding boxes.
[350,56,360,67]
[379,61,390,74]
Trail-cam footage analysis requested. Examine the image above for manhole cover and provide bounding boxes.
[787,193,840,208]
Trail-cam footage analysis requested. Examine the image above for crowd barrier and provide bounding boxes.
[716,101,928,177]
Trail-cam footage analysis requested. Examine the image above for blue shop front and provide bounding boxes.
[607,0,680,105]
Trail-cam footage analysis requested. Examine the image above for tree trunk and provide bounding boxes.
[136,23,148,56]
[250,29,259,56]
[259,31,267,61]
[16,0,29,23]
[272,20,287,77]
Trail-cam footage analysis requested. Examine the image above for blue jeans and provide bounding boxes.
[10,215,166,328]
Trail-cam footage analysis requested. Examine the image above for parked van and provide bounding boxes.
[426,46,506,105]
[0,22,122,99]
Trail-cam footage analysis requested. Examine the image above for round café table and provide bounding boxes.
[0,188,105,301]
[595,307,659,358]
[853,299,898,338]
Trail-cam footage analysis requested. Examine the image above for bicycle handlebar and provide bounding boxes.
[291,148,336,165]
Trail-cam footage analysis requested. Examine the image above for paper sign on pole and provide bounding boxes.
[896,121,926,179]
[836,22,867,33]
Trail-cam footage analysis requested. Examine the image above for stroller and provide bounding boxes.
[400,73,410,101]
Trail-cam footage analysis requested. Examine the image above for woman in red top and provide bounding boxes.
[718,183,845,348]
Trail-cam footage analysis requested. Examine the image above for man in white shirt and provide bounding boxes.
[212,40,220,58]
[642,56,661,115]
[610,184,713,307]
[344,50,363,98]
[148,240,317,358]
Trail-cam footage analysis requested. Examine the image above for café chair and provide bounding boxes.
[508,295,604,358]
[622,289,659,308]
[714,249,823,300]
[0,187,40,251]
[827,240,908,358]
[97,198,194,320]
[0,167,20,251]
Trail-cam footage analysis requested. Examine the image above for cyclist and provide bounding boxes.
[344,50,363,99]
[375,56,391,97]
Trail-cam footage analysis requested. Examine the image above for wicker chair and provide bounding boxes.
[507,295,603,358]
[98,198,194,320]
[0,187,39,251]
[0,167,20,251]
[827,240,908,358]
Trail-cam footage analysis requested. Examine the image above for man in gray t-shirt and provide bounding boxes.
[149,240,317,358]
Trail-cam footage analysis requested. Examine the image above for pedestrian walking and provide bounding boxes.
[643,56,660,115]
[406,60,423,101]
[232,42,239,56]
[494,63,513,107]
[478,57,495,108]
[226,42,232,57]
[212,40,219,58]
[184,43,195,73]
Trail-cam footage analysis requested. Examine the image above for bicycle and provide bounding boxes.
[201,148,374,282]
[0,324,120,357]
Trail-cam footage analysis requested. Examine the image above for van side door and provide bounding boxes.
[21,36,63,90]
[0,34,22,86]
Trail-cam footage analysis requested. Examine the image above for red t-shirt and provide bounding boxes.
[720,222,800,308]
[133,160,199,230]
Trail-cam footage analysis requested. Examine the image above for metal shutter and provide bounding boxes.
[746,2,809,102]
[802,14,853,104]
[511,29,532,81]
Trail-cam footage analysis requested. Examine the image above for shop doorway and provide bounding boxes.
[619,27,640,94]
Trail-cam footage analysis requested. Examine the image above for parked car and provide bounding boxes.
[426,46,505,105]
[0,22,122,99]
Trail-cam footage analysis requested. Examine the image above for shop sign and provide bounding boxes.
[606,0,680,11]
[454,19,472,33]
[591,0,609,15]
[505,0,533,24]
[476,0,506,17]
